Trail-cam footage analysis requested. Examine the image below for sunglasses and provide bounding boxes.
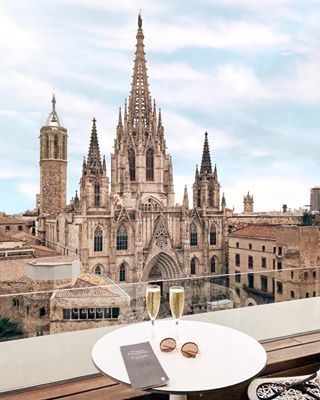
[160,338,199,358]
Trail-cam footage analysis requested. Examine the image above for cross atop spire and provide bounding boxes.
[128,12,151,128]
[45,93,61,127]
[200,132,212,174]
[86,118,102,175]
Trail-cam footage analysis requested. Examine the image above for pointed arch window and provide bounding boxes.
[128,148,135,181]
[210,224,217,245]
[197,188,201,208]
[94,226,103,252]
[45,135,49,158]
[94,265,102,275]
[54,134,59,159]
[146,148,154,181]
[117,224,128,250]
[94,183,100,207]
[191,257,196,275]
[208,187,214,208]
[119,264,126,282]
[190,223,198,246]
[211,256,216,273]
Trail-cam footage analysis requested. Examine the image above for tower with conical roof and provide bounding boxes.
[193,132,220,210]
[80,118,109,212]
[111,14,174,208]
[39,94,67,216]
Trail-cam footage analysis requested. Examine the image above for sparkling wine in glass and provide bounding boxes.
[146,285,161,339]
[169,286,185,344]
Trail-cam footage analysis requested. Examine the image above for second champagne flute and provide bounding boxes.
[146,285,161,339]
[169,286,185,344]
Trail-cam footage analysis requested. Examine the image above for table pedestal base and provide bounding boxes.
[170,395,187,400]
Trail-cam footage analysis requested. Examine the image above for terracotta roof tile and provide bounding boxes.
[229,225,277,240]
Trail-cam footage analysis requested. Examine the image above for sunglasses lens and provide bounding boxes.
[160,338,176,352]
[181,342,198,358]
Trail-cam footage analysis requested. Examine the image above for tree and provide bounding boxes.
[0,318,23,341]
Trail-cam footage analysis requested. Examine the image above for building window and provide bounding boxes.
[291,271,294,279]
[96,308,103,319]
[88,308,95,319]
[248,273,254,289]
[190,258,196,275]
[146,148,154,181]
[236,242,239,248]
[63,309,70,319]
[313,271,316,279]
[235,272,241,283]
[71,308,79,319]
[277,282,283,294]
[117,224,128,250]
[18,225,23,231]
[12,298,20,307]
[80,309,87,319]
[273,247,276,254]
[235,254,240,267]
[272,278,275,294]
[273,259,275,269]
[262,245,265,252]
[39,307,46,317]
[128,148,135,181]
[306,292,309,298]
[210,257,216,273]
[209,224,217,245]
[119,264,126,281]
[313,291,316,297]
[94,183,100,207]
[94,265,102,275]
[5,226,10,232]
[277,262,282,270]
[249,243,252,250]
[290,290,295,298]
[261,258,267,268]
[112,308,120,319]
[190,223,197,246]
[248,255,253,268]
[54,134,59,159]
[94,226,103,252]
[278,247,282,255]
[261,276,268,292]
[304,271,308,280]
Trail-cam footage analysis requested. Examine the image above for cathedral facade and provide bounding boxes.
[39,15,227,287]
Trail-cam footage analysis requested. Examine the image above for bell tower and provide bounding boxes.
[39,95,67,216]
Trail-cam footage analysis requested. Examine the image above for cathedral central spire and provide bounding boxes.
[86,118,102,174]
[128,13,151,128]
[200,132,212,174]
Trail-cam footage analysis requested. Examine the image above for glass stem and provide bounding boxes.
[151,319,155,339]
[176,319,180,344]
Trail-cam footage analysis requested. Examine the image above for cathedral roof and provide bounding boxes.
[200,132,212,175]
[45,94,61,127]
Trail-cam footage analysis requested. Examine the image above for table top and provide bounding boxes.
[92,320,267,394]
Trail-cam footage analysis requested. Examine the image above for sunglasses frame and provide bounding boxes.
[160,337,199,358]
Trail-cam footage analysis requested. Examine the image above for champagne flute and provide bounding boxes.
[146,285,161,339]
[169,286,185,344]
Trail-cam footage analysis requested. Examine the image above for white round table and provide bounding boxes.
[92,320,267,400]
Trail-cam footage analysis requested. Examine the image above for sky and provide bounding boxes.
[0,0,319,214]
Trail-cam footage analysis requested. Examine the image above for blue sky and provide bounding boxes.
[0,0,319,213]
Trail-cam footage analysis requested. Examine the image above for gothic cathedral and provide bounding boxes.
[40,15,227,286]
